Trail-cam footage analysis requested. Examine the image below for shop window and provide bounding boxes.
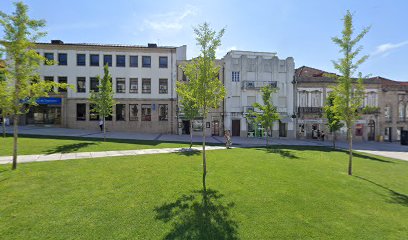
[77,77,86,93]
[141,104,151,121]
[129,78,138,93]
[89,104,99,121]
[159,104,168,121]
[159,79,168,94]
[142,78,151,93]
[116,78,126,93]
[116,104,126,121]
[355,124,363,136]
[58,76,67,92]
[76,104,86,121]
[129,104,138,121]
[192,120,203,131]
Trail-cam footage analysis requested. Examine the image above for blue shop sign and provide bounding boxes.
[36,97,62,105]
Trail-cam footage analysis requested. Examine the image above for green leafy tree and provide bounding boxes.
[179,23,226,192]
[0,2,68,170]
[0,58,13,138]
[249,85,280,146]
[176,78,200,148]
[330,10,369,175]
[324,92,344,149]
[89,64,115,142]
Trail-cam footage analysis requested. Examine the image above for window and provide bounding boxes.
[77,77,86,93]
[142,78,151,93]
[141,104,151,121]
[182,71,187,81]
[90,77,99,92]
[129,78,138,93]
[159,79,168,94]
[366,92,377,107]
[76,104,86,121]
[58,76,67,92]
[116,55,126,67]
[129,104,138,121]
[399,102,405,121]
[77,54,86,66]
[159,104,168,121]
[311,91,321,107]
[159,56,168,68]
[192,120,203,132]
[90,54,99,66]
[44,76,54,92]
[58,53,67,65]
[44,52,54,64]
[103,55,112,66]
[116,78,126,93]
[130,55,138,67]
[89,104,99,121]
[299,91,308,107]
[384,105,391,121]
[116,104,126,121]
[232,71,240,82]
[142,56,151,68]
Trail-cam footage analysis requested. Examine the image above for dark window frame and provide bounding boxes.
[103,55,112,67]
[90,77,99,92]
[159,104,168,121]
[129,104,138,121]
[58,53,68,66]
[141,104,152,121]
[89,104,99,121]
[116,104,126,121]
[77,54,86,66]
[77,77,86,93]
[116,55,126,67]
[159,56,168,68]
[76,103,86,121]
[159,79,168,94]
[142,56,151,68]
[58,76,67,92]
[129,78,138,93]
[44,52,54,65]
[142,78,151,94]
[129,55,138,67]
[116,78,126,93]
[90,54,100,66]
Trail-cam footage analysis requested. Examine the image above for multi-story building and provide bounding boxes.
[176,59,225,137]
[28,40,186,134]
[295,66,408,142]
[222,50,296,138]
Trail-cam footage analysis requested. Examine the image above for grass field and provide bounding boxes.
[0,146,407,239]
[0,135,195,156]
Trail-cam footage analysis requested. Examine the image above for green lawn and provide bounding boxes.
[0,146,407,239]
[0,135,194,156]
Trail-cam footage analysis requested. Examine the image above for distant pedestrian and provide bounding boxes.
[99,119,103,132]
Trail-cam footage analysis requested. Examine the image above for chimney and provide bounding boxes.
[148,43,157,48]
[51,40,64,44]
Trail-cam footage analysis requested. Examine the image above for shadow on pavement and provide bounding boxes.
[154,189,239,240]
[45,142,98,154]
[175,148,201,157]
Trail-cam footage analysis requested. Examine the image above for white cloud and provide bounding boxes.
[372,41,408,56]
[140,5,198,32]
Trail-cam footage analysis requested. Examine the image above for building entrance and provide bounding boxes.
[26,105,61,125]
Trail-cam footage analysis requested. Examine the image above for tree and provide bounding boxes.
[324,92,343,149]
[89,64,115,142]
[330,10,369,176]
[176,78,200,148]
[0,2,68,170]
[0,57,13,138]
[178,23,226,192]
[249,85,280,146]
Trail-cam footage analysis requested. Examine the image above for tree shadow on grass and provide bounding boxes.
[355,176,408,207]
[256,146,299,159]
[349,151,395,163]
[155,189,239,239]
[44,142,98,154]
[175,148,201,157]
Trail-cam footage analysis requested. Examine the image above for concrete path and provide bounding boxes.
[2,125,408,162]
[0,146,227,165]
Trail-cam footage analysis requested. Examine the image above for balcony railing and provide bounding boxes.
[297,107,323,114]
[242,81,277,90]
[243,106,254,113]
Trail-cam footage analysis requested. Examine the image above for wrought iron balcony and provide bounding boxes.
[297,107,323,114]
[242,80,277,90]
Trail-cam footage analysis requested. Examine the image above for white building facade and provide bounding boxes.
[222,51,296,138]
[30,40,186,133]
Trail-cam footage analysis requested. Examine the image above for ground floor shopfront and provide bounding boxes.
[177,111,224,137]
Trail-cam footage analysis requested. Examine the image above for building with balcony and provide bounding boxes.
[222,50,295,138]
[26,40,186,133]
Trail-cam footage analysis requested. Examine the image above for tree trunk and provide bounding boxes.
[190,120,193,148]
[348,127,353,176]
[103,116,106,142]
[12,114,18,170]
[2,114,5,138]
[266,127,269,147]
[332,131,336,149]
[202,124,207,192]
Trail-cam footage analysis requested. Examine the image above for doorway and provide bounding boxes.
[212,120,220,136]
[279,121,287,137]
[368,120,375,141]
[182,120,190,135]
[232,120,240,136]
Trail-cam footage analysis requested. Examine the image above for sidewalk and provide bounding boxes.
[0,146,227,165]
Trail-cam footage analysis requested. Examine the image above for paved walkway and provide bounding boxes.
[2,125,408,162]
[0,146,227,165]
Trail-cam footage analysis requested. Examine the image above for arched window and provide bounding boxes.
[399,102,404,121]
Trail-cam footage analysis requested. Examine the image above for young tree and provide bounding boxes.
[249,85,280,146]
[324,92,343,149]
[179,23,226,192]
[89,64,115,142]
[331,10,369,175]
[0,2,68,170]
[0,58,12,137]
[176,79,200,148]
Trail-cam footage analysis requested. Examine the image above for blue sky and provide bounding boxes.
[2,0,408,81]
